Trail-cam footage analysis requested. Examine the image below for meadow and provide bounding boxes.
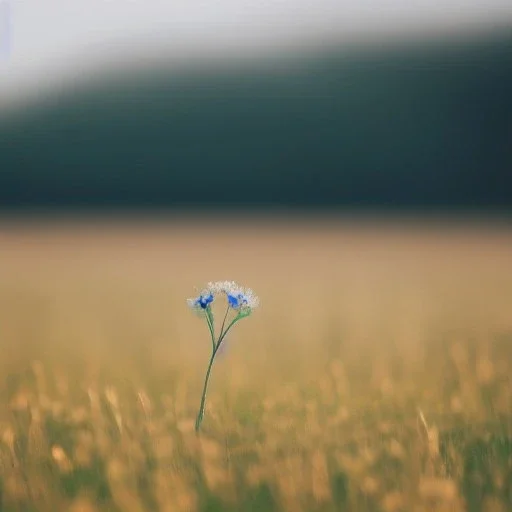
[0,215,511,512]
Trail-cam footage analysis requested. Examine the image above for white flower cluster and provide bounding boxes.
[188,280,259,314]
[210,280,259,313]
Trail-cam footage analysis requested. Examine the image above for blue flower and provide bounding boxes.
[210,281,259,313]
[187,289,214,313]
[227,292,243,309]
[228,291,252,309]
[196,293,214,309]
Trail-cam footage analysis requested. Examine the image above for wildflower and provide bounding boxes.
[227,287,259,313]
[187,289,214,313]
[187,280,259,432]
[209,281,259,315]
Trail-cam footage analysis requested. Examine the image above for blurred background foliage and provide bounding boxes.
[1,32,511,212]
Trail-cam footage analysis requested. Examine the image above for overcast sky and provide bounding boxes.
[1,0,511,106]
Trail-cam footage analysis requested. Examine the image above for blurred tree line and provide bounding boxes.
[0,33,511,211]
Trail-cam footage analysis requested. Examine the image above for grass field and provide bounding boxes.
[0,215,511,512]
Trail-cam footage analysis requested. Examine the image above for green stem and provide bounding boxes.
[216,314,241,348]
[195,311,244,433]
[218,305,230,344]
[195,351,216,433]
[205,309,216,351]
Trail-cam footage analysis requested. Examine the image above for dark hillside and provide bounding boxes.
[1,33,511,211]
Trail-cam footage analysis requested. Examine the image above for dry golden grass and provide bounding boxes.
[0,215,511,511]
